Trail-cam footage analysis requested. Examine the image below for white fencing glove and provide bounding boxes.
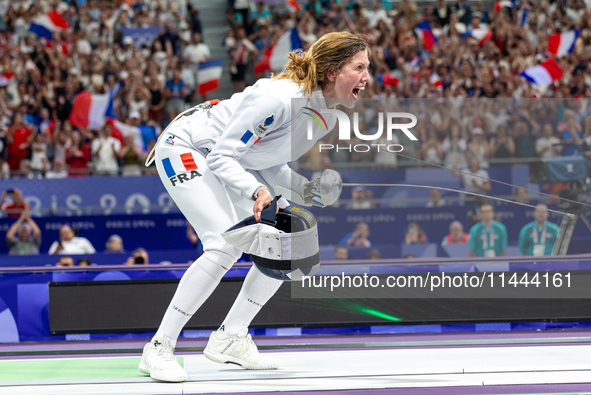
[303,169,342,208]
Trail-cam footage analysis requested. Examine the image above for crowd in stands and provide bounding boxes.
[0,0,589,178]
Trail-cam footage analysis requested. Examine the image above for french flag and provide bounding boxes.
[415,21,437,51]
[377,73,400,87]
[519,58,563,86]
[430,74,443,90]
[106,119,145,151]
[465,29,494,46]
[494,0,516,12]
[69,84,120,130]
[410,57,420,71]
[517,7,530,26]
[29,10,69,41]
[287,0,300,12]
[547,30,580,57]
[197,59,224,95]
[0,71,14,87]
[254,27,303,73]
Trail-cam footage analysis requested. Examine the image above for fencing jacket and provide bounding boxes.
[190,78,336,201]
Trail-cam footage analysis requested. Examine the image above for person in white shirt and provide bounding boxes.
[182,32,211,103]
[91,124,121,175]
[140,32,370,383]
[536,123,561,159]
[48,225,96,255]
[453,156,491,205]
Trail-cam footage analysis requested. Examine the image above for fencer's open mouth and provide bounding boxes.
[352,87,363,99]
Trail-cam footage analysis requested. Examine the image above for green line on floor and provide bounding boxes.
[0,357,183,381]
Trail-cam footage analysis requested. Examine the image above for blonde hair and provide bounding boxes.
[273,31,370,97]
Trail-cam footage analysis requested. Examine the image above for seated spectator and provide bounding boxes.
[77,258,92,266]
[46,160,68,179]
[339,223,372,247]
[1,188,26,218]
[536,124,561,159]
[105,234,125,253]
[518,204,561,257]
[441,221,469,245]
[334,245,348,260]
[452,156,491,206]
[126,248,150,265]
[367,249,382,259]
[404,222,428,245]
[468,204,507,257]
[347,186,375,209]
[426,188,446,207]
[49,225,96,255]
[6,205,41,255]
[56,256,75,267]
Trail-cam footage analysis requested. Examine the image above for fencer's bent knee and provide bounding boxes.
[202,249,242,271]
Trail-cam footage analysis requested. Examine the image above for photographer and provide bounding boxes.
[339,223,372,248]
[6,203,41,255]
[125,248,150,265]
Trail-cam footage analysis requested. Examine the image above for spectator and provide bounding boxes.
[334,245,349,260]
[77,258,92,266]
[453,156,491,205]
[518,204,561,256]
[1,188,26,218]
[514,186,530,205]
[6,113,32,171]
[467,127,490,168]
[66,131,91,177]
[442,124,467,169]
[6,205,41,255]
[46,159,68,179]
[126,248,150,265]
[426,188,446,207]
[48,225,96,255]
[441,221,469,245]
[106,234,125,253]
[148,76,166,125]
[536,124,561,159]
[339,223,372,247]
[403,253,417,259]
[165,68,188,122]
[30,133,49,176]
[421,129,444,165]
[91,124,121,175]
[347,186,375,209]
[490,126,515,164]
[404,222,428,245]
[514,121,537,159]
[468,204,507,257]
[119,134,143,176]
[182,32,211,102]
[56,256,75,267]
[560,111,583,156]
[367,249,382,259]
[230,27,257,93]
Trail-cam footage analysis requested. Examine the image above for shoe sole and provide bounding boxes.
[203,349,278,370]
[138,361,188,382]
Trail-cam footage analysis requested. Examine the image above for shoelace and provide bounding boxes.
[244,334,257,355]
[156,343,176,362]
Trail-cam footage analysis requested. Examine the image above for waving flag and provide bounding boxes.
[430,74,443,90]
[0,71,15,87]
[29,10,69,40]
[69,85,120,129]
[197,59,224,95]
[517,7,531,26]
[494,0,516,12]
[255,27,303,73]
[287,0,300,12]
[376,73,400,87]
[547,30,580,58]
[464,29,494,46]
[519,58,563,86]
[415,21,437,51]
[106,119,144,151]
[120,27,163,48]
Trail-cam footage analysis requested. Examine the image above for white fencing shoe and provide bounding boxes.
[139,335,188,382]
[203,328,278,370]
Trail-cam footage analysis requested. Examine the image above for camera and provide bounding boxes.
[6,189,13,194]
[134,256,145,264]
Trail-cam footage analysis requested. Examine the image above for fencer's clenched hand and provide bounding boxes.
[253,188,278,222]
[303,169,343,208]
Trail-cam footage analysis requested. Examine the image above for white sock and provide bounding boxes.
[154,253,230,346]
[217,265,283,339]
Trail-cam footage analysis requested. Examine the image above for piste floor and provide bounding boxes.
[2,330,591,395]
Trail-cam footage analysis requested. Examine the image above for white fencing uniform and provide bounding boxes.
[151,78,335,344]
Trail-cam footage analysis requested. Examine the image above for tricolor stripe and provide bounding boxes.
[547,30,580,58]
[415,20,436,51]
[162,153,199,178]
[198,59,224,95]
[519,58,563,86]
